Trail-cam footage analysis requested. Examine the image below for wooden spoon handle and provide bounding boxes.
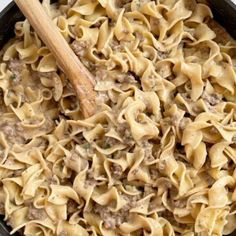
[14,0,96,118]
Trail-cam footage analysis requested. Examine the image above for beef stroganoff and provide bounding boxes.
[0,0,236,235]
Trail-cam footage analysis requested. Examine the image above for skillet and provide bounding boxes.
[0,1,236,235]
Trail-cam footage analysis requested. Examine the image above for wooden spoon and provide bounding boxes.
[14,0,96,118]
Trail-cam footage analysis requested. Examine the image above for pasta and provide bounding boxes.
[0,0,236,235]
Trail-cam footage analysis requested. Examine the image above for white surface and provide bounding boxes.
[0,0,12,12]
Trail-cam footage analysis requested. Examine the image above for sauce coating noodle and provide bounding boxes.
[0,0,236,235]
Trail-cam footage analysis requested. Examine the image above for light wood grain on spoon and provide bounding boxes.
[14,0,96,118]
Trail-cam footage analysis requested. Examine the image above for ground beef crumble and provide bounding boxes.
[67,199,78,215]
[116,124,134,146]
[0,121,26,145]
[202,92,222,106]
[8,59,26,83]
[115,0,132,8]
[94,204,125,229]
[172,199,187,208]
[84,169,97,188]
[94,204,127,229]
[149,167,160,180]
[94,194,140,229]
[110,163,123,179]
[116,73,137,84]
[141,141,154,161]
[71,40,90,57]
[28,204,48,221]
